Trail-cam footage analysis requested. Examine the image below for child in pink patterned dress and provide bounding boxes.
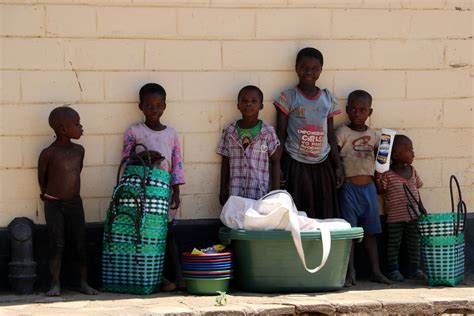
[122,83,185,291]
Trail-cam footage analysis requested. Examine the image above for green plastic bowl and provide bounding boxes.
[184,277,230,295]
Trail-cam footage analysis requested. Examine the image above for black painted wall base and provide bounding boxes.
[0,214,472,292]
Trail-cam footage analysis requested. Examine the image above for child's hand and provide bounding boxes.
[335,167,344,188]
[170,185,180,210]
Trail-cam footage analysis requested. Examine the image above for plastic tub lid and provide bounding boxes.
[218,226,364,241]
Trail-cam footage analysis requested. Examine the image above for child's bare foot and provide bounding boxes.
[78,281,98,295]
[46,282,61,296]
[370,272,392,285]
[176,279,186,290]
[161,278,176,292]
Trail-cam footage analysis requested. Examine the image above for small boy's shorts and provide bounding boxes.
[44,196,87,262]
[339,181,382,235]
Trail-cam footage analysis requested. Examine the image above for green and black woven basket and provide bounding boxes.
[102,144,171,295]
[405,175,467,287]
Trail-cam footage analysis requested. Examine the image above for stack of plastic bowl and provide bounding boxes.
[181,251,232,295]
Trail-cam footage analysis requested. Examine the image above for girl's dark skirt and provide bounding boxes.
[282,152,340,219]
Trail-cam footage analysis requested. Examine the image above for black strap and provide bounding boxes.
[403,183,428,219]
[450,175,467,235]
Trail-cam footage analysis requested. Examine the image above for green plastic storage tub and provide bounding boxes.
[219,227,364,293]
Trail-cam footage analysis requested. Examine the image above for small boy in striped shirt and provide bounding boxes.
[375,134,427,282]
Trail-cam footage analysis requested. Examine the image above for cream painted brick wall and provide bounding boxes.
[163,102,221,133]
[0,71,21,102]
[181,163,219,195]
[183,133,221,163]
[445,40,473,67]
[104,134,123,166]
[97,7,176,38]
[1,169,39,200]
[332,10,411,39]
[0,1,472,226]
[21,71,81,103]
[371,40,444,69]
[22,136,52,168]
[0,200,39,225]
[179,193,220,219]
[334,71,405,99]
[104,72,182,102]
[409,10,472,39]
[65,40,144,70]
[81,166,116,198]
[407,69,471,98]
[177,8,254,39]
[223,41,297,71]
[77,72,105,102]
[401,128,472,159]
[72,103,142,134]
[1,39,64,70]
[370,100,443,129]
[77,135,105,166]
[0,137,22,168]
[46,5,96,37]
[443,98,473,128]
[300,41,371,70]
[0,4,44,36]
[146,41,221,70]
[1,105,57,136]
[183,72,259,101]
[441,158,473,187]
[256,9,331,39]
[413,158,442,188]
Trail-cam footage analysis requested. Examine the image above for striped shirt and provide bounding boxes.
[217,120,280,200]
[381,167,423,223]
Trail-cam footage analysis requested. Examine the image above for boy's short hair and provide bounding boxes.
[348,90,372,107]
[237,85,264,103]
[393,134,412,149]
[296,47,324,67]
[139,83,166,103]
[48,106,78,131]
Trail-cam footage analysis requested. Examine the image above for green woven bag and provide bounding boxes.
[404,175,467,287]
[102,144,171,295]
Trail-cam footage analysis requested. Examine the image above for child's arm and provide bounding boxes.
[121,128,136,162]
[37,149,49,200]
[219,156,230,206]
[170,134,185,210]
[374,172,385,194]
[170,185,181,210]
[327,117,344,188]
[275,109,288,185]
[275,109,288,157]
[270,152,281,191]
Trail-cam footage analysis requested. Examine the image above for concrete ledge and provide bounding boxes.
[0,277,473,315]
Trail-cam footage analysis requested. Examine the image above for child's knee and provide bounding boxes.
[49,240,65,257]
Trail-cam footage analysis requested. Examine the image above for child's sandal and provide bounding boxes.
[408,269,427,280]
[387,270,404,282]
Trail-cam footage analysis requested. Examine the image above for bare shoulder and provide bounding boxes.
[39,144,54,160]
[73,142,85,152]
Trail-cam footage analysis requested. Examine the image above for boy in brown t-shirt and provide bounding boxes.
[336,90,390,286]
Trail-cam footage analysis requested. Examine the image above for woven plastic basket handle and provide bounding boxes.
[115,143,149,187]
[450,175,467,235]
[107,189,143,245]
[403,183,428,217]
